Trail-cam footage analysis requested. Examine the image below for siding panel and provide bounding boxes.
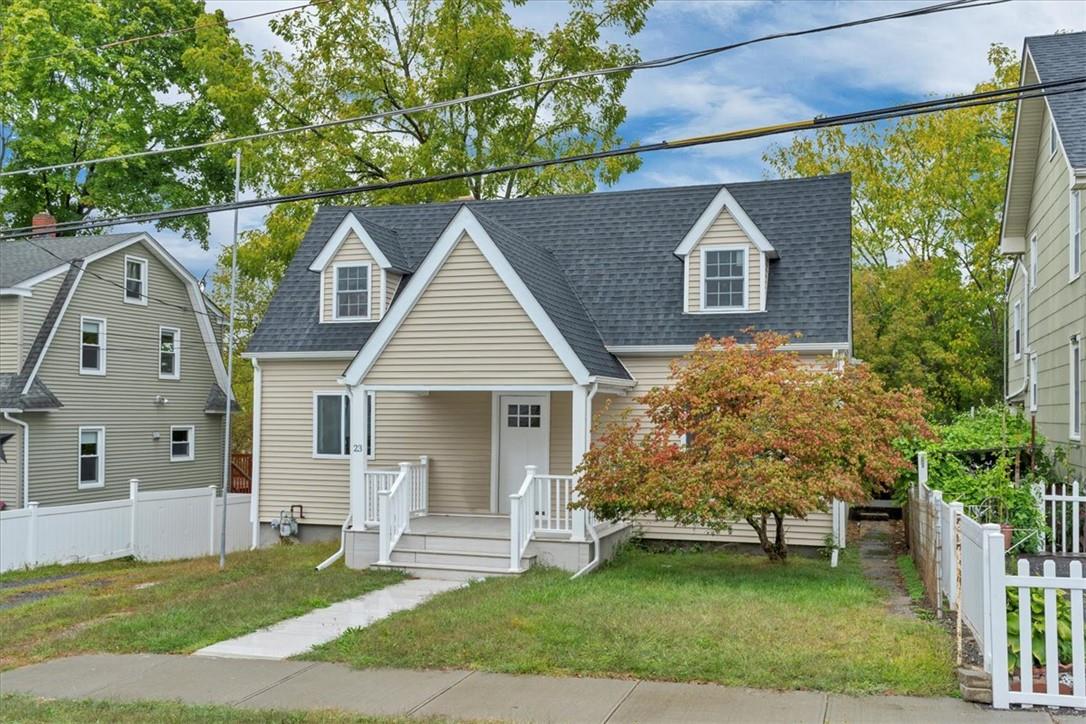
[0,297,19,373]
[365,233,573,385]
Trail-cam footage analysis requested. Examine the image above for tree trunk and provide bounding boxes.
[746,513,789,562]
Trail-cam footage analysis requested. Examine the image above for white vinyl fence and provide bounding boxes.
[0,480,251,573]
[909,452,1086,710]
[1040,480,1084,555]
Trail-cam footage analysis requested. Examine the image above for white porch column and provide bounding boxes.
[571,384,589,541]
[349,384,368,529]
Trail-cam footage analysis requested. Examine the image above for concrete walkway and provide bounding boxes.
[0,654,1070,723]
[194,579,464,659]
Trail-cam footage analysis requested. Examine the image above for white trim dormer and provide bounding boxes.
[676,186,775,314]
[674,187,777,260]
[309,212,393,273]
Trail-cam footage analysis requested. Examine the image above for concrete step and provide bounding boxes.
[390,547,535,569]
[372,560,529,581]
[397,532,510,555]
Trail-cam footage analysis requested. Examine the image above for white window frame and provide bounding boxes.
[1050,124,1059,160]
[1029,234,1038,290]
[1012,300,1022,361]
[1029,352,1038,413]
[159,326,181,380]
[331,262,371,321]
[1071,336,1082,442]
[1071,189,1082,282]
[169,425,195,462]
[123,255,149,306]
[700,244,748,312]
[77,426,105,489]
[79,315,107,376]
[312,390,375,459]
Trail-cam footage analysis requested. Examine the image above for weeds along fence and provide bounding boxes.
[909,452,1085,710]
[0,480,250,573]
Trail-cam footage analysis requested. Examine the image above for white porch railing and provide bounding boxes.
[364,457,428,528]
[509,466,537,571]
[371,457,428,564]
[531,474,576,532]
[509,469,592,570]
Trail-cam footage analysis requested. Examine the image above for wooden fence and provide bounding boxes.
[230,452,252,494]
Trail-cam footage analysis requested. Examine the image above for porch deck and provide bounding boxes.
[408,514,511,538]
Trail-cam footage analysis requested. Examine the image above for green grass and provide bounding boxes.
[0,543,403,671]
[0,694,456,723]
[896,554,926,605]
[307,546,956,696]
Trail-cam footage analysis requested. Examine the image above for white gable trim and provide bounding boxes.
[342,206,591,386]
[308,212,392,272]
[20,264,85,394]
[674,186,777,259]
[20,233,230,397]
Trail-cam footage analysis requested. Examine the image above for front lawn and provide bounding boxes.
[307,545,956,696]
[0,543,403,670]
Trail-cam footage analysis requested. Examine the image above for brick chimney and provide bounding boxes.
[31,211,57,237]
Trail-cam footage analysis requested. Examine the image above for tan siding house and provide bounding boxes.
[246,176,852,576]
[1001,33,1086,480]
[0,230,233,509]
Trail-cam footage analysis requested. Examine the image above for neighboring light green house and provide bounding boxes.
[1002,32,1085,480]
[0,221,233,509]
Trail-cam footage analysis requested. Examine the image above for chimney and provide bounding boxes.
[31,211,56,238]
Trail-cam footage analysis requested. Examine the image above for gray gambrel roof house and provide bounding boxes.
[248,173,853,378]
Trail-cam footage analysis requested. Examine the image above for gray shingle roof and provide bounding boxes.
[1026,31,1086,169]
[0,374,62,411]
[205,383,240,413]
[248,175,852,368]
[0,233,137,288]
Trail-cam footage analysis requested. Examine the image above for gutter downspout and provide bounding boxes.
[316,514,352,571]
[572,383,600,579]
[249,358,262,549]
[3,411,29,508]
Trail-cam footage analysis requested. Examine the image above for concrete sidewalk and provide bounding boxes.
[194,579,464,660]
[0,654,1071,723]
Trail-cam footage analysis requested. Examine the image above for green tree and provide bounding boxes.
[764,44,1018,419]
[209,0,652,448]
[0,0,262,244]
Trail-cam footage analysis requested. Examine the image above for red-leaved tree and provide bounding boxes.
[575,331,931,560]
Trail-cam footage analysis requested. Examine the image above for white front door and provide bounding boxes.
[497,395,549,513]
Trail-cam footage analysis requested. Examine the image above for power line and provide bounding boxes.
[2,75,1079,240]
[0,0,1007,179]
[13,0,338,66]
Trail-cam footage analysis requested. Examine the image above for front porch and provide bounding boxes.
[347,457,632,579]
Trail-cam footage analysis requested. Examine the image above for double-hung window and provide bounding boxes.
[333,264,369,320]
[80,316,106,375]
[313,391,374,458]
[124,255,148,305]
[1012,301,1022,360]
[159,327,180,379]
[701,246,746,311]
[1029,353,1038,413]
[1072,336,1082,441]
[78,427,105,488]
[170,425,194,461]
[1072,190,1082,280]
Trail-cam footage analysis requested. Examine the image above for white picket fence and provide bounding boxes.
[0,480,251,573]
[1040,480,1084,555]
[910,452,1086,710]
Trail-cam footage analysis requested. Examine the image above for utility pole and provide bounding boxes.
[220,148,241,570]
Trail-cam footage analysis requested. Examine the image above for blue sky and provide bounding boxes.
[119,0,1084,280]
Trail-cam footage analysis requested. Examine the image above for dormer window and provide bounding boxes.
[1050,124,1058,158]
[701,245,746,311]
[124,255,148,305]
[333,263,370,320]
